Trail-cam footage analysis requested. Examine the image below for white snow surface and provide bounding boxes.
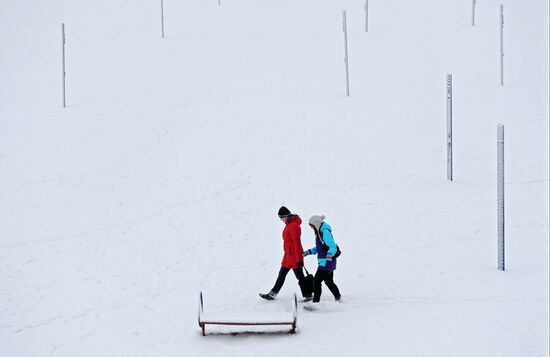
[0,0,548,356]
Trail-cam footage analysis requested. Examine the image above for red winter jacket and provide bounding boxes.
[281,215,304,269]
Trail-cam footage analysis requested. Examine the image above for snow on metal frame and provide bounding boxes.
[198,292,298,336]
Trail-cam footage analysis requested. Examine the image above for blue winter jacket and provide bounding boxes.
[307,222,337,271]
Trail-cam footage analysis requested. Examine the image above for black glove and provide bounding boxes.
[297,261,303,268]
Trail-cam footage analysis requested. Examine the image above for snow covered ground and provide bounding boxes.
[0,0,548,356]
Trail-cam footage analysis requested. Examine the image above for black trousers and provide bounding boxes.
[271,266,306,294]
[313,268,341,302]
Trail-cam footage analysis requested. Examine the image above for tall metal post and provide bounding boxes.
[62,23,66,108]
[497,124,505,271]
[161,0,165,38]
[343,11,350,97]
[500,5,504,86]
[471,0,476,26]
[446,74,453,181]
[364,0,369,32]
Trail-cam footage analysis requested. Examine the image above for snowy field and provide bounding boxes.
[0,0,548,356]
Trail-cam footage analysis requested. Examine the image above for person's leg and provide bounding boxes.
[271,267,291,293]
[312,269,330,302]
[324,271,341,300]
[292,267,305,281]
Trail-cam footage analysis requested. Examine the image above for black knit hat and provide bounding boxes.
[278,206,291,217]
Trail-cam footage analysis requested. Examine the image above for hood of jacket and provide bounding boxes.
[285,214,302,226]
[320,222,332,236]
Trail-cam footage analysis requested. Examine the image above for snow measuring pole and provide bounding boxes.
[499,5,504,86]
[161,0,165,38]
[497,124,505,271]
[343,11,350,97]
[446,74,453,181]
[61,23,66,108]
[364,0,369,32]
[471,0,476,26]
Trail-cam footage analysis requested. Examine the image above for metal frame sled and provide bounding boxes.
[198,292,298,336]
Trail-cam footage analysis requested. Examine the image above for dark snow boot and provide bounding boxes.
[259,291,277,300]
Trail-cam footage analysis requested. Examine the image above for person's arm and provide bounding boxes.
[304,246,317,255]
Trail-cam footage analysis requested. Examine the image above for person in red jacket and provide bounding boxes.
[260,206,311,301]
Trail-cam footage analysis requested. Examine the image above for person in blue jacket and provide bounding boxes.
[303,215,341,303]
